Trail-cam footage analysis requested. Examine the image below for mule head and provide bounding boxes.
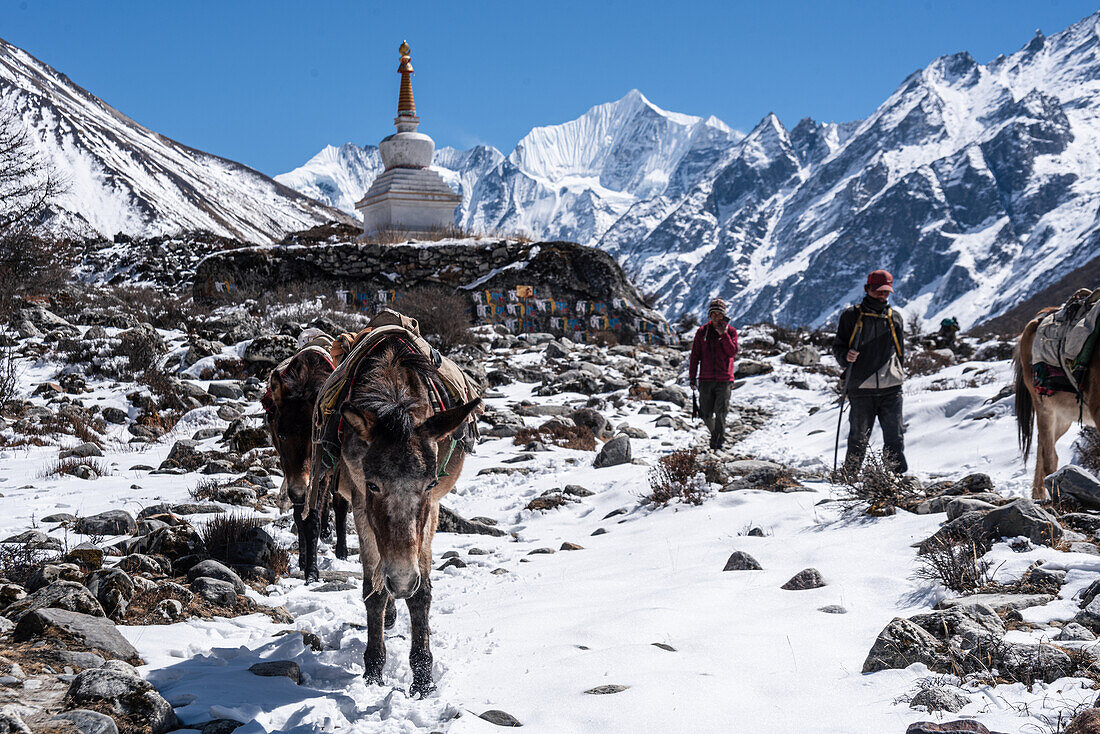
[340,397,481,598]
[264,356,331,507]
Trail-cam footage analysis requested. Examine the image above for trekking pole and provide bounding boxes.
[691,385,698,421]
[832,367,852,474]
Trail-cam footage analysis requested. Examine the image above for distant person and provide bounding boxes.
[938,317,960,348]
[831,270,908,475]
[688,299,739,450]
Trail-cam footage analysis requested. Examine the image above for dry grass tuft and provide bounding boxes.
[514,422,596,451]
[645,448,711,507]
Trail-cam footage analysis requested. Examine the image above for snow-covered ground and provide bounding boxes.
[2,332,1095,733]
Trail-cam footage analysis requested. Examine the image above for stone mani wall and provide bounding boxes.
[193,239,674,345]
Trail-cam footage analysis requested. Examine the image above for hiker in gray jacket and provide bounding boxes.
[831,270,908,475]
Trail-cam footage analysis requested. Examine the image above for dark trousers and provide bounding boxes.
[698,380,732,449]
[844,391,908,474]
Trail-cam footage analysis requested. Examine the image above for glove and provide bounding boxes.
[689,378,697,389]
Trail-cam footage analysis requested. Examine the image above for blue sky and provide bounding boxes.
[3,1,1097,176]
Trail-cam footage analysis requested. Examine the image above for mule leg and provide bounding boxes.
[363,590,388,685]
[333,491,350,561]
[406,576,435,697]
[1032,407,1056,500]
[293,503,322,582]
[385,596,397,630]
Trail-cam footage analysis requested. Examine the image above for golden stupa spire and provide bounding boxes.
[397,40,417,119]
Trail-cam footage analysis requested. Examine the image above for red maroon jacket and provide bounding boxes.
[689,323,739,382]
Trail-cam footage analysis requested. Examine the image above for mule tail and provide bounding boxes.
[1014,321,1038,462]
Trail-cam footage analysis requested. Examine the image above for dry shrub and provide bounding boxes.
[0,342,17,405]
[1073,427,1100,476]
[838,450,921,515]
[39,456,110,478]
[907,349,953,376]
[200,513,287,578]
[395,285,473,352]
[38,410,104,446]
[645,448,711,507]
[514,421,596,451]
[913,526,997,594]
[628,384,653,401]
[138,368,189,412]
[118,327,163,374]
[0,543,60,587]
[198,356,248,381]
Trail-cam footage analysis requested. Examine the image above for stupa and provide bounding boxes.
[356,41,462,239]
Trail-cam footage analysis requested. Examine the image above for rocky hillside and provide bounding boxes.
[0,38,353,242]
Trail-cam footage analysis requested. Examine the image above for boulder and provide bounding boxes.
[980,498,1062,545]
[910,603,1005,641]
[207,381,244,400]
[862,617,946,673]
[781,568,825,590]
[242,335,297,366]
[130,524,204,560]
[15,609,139,663]
[593,436,631,468]
[437,506,506,536]
[1045,465,1100,510]
[479,710,523,727]
[1056,622,1096,641]
[191,577,237,605]
[248,660,301,684]
[0,709,31,734]
[735,359,773,378]
[722,551,762,571]
[26,563,84,592]
[3,581,105,622]
[909,686,969,713]
[945,498,995,521]
[783,346,820,366]
[186,560,246,594]
[75,510,136,536]
[1,529,62,551]
[84,568,135,619]
[66,542,105,570]
[50,709,120,734]
[65,666,177,734]
[936,593,1053,614]
[997,642,1073,683]
[570,408,611,439]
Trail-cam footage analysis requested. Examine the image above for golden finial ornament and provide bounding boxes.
[397,40,417,118]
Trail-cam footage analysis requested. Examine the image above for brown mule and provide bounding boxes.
[332,342,479,697]
[263,348,350,580]
[1014,309,1100,499]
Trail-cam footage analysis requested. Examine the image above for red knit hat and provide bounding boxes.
[866,270,894,293]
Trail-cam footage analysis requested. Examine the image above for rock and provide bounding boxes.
[781,568,825,590]
[909,686,969,713]
[1,530,62,550]
[84,568,135,619]
[906,722,990,734]
[207,381,244,400]
[936,593,1054,615]
[61,442,105,459]
[74,511,136,536]
[130,524,204,560]
[242,335,298,366]
[248,660,301,684]
[735,359,773,378]
[1074,596,1100,629]
[917,511,988,555]
[945,498,996,520]
[42,512,78,523]
[3,581,105,622]
[15,609,139,663]
[783,346,820,366]
[197,720,245,734]
[66,543,105,569]
[1065,709,1100,734]
[997,642,1073,683]
[593,436,631,468]
[438,558,467,570]
[191,577,237,605]
[186,560,247,593]
[0,584,26,609]
[818,605,847,614]
[102,407,128,425]
[938,474,996,496]
[65,666,177,734]
[437,505,506,536]
[1045,465,1100,509]
[0,709,30,734]
[724,459,782,476]
[26,563,84,592]
[51,709,120,734]
[155,599,183,621]
[651,386,688,407]
[584,684,629,694]
[560,542,584,551]
[206,525,279,568]
[911,604,1005,641]
[1056,622,1096,641]
[479,710,522,727]
[570,408,611,439]
[722,551,762,571]
[862,617,946,673]
[980,498,1062,545]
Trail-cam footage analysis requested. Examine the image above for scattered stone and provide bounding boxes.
[42,512,78,523]
[980,498,1062,545]
[66,542,106,570]
[479,710,522,727]
[3,581,104,622]
[74,510,136,536]
[1,530,62,551]
[0,709,30,734]
[15,609,139,663]
[50,709,120,734]
[61,442,105,459]
[207,381,244,400]
[862,617,946,673]
[936,593,1054,615]
[781,568,825,590]
[248,660,301,684]
[242,335,298,366]
[735,359,773,378]
[438,558,467,570]
[191,577,237,606]
[186,560,246,594]
[437,505,506,536]
[155,599,183,621]
[591,528,607,536]
[722,551,762,571]
[909,686,969,713]
[560,542,583,551]
[593,436,631,468]
[26,563,84,592]
[819,605,848,614]
[198,720,245,734]
[584,684,629,694]
[84,568,135,619]
[527,548,555,555]
[65,666,177,734]
[651,643,676,652]
[906,721,990,733]
[1056,622,1096,641]
[997,642,1073,683]
[783,346,820,366]
[1045,465,1100,509]
[945,498,996,520]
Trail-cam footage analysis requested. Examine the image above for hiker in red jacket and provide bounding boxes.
[688,298,739,450]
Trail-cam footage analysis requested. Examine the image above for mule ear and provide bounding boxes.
[341,404,376,440]
[418,398,482,442]
[286,357,311,386]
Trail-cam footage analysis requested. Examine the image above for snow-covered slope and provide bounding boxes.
[281,11,1100,330]
[0,37,351,243]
